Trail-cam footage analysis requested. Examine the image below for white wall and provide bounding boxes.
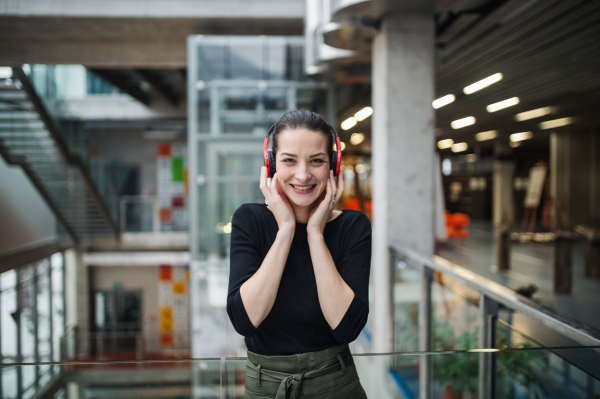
[0,156,57,254]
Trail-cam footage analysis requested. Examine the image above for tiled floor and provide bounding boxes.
[437,221,600,332]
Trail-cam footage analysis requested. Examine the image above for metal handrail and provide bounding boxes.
[389,241,600,347]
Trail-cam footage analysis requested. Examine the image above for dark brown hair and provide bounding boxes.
[272,110,334,161]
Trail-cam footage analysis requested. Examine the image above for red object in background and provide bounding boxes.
[171,196,185,208]
[343,198,372,220]
[159,207,173,223]
[446,211,470,239]
[160,334,174,347]
[158,143,172,157]
[542,205,551,229]
[159,265,172,281]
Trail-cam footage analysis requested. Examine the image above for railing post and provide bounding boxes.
[136,334,143,368]
[419,264,433,399]
[120,197,126,232]
[479,294,499,399]
[97,334,103,369]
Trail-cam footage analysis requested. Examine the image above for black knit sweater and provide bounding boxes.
[227,203,372,356]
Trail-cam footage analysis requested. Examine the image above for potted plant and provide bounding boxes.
[432,321,478,398]
[432,320,549,399]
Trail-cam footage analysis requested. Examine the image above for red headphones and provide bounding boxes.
[263,123,342,179]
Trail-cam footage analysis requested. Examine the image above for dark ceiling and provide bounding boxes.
[336,0,600,155]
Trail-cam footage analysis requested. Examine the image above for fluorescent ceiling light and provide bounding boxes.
[354,107,373,121]
[515,106,554,121]
[0,67,12,79]
[350,133,365,145]
[437,139,454,149]
[463,73,503,95]
[451,142,468,153]
[432,94,455,109]
[341,117,357,130]
[340,142,346,151]
[510,131,532,142]
[475,130,497,141]
[451,116,476,129]
[539,117,573,130]
[486,97,519,112]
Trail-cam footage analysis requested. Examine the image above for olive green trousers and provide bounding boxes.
[244,344,368,399]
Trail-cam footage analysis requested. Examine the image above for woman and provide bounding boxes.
[227,110,371,399]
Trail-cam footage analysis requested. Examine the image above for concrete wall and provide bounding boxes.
[0,0,304,18]
[88,129,186,195]
[0,0,304,67]
[91,266,159,351]
[90,265,188,353]
[0,155,57,254]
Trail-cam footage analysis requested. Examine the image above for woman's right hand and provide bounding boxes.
[260,166,296,232]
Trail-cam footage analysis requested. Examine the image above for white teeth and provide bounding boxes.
[292,185,314,191]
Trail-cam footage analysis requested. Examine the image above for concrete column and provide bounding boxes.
[372,12,435,352]
[493,146,514,270]
[65,248,90,356]
[551,130,600,281]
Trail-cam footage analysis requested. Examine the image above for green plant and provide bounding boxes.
[432,320,549,398]
[495,327,549,399]
[432,321,479,395]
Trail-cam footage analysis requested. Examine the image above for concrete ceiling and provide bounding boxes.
[0,16,303,67]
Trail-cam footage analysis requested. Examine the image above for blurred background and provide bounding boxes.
[1,0,600,398]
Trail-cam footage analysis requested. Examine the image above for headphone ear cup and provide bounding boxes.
[268,150,276,177]
[330,151,338,176]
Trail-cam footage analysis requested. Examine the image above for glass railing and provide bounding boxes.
[390,243,600,353]
[3,347,599,399]
[389,243,600,398]
[59,330,191,361]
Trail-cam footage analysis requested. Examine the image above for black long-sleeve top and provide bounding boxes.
[227,203,372,356]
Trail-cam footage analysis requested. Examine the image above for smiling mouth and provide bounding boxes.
[290,184,316,191]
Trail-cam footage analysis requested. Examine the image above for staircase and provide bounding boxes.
[0,67,118,242]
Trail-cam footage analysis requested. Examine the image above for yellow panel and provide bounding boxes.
[172,281,186,295]
[159,306,173,321]
[160,319,173,333]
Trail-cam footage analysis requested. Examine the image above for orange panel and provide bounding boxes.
[157,143,172,157]
[159,265,172,281]
[159,208,173,223]
[160,334,174,347]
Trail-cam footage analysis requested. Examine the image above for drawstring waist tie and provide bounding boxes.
[245,347,354,399]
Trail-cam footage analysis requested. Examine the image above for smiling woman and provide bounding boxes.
[227,110,371,398]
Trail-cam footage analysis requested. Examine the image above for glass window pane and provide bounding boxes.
[230,40,263,80]
[1,270,18,362]
[2,367,18,398]
[19,264,36,392]
[265,38,286,80]
[51,253,64,363]
[37,259,52,363]
[197,44,226,81]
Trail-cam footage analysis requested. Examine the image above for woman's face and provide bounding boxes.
[275,128,330,208]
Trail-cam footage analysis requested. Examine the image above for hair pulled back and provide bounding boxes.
[271,110,334,161]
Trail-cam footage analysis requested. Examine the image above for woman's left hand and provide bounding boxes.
[307,169,344,237]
